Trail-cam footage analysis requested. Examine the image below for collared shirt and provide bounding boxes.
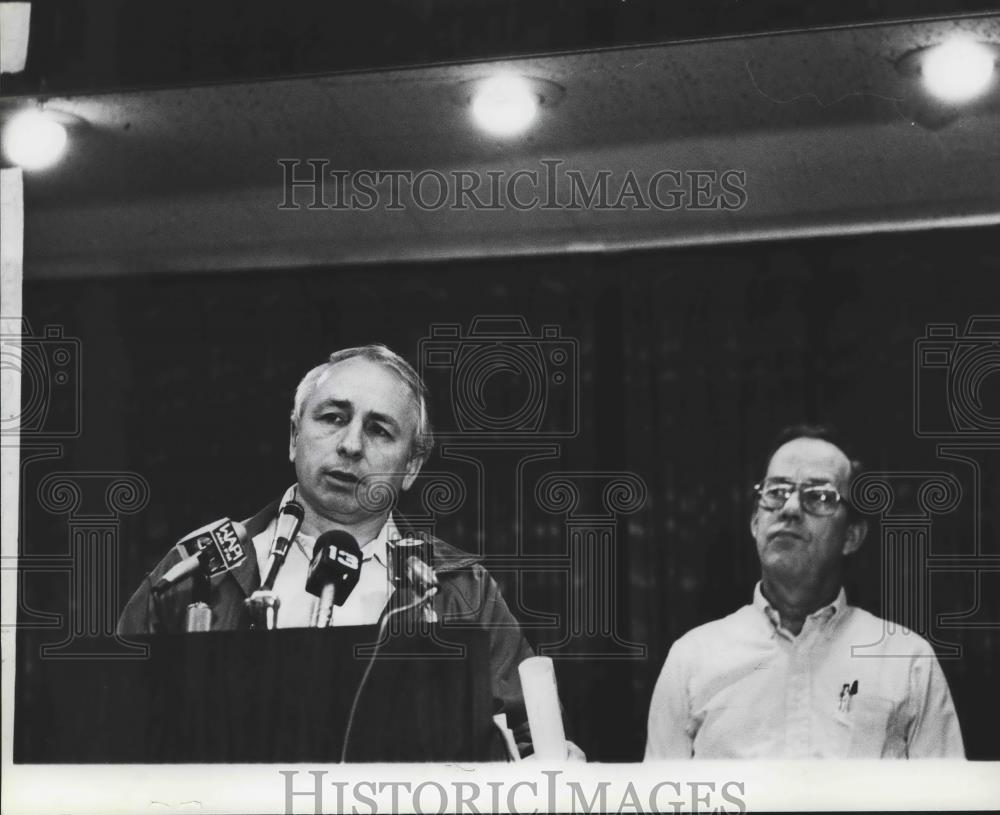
[251,486,396,628]
[645,582,965,759]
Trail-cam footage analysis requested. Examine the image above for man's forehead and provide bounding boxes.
[311,358,417,418]
[766,437,851,484]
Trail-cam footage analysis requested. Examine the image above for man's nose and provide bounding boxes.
[778,489,804,518]
[336,419,364,458]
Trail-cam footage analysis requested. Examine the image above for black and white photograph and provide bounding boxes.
[2,1,999,812]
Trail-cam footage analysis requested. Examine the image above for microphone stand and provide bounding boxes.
[184,569,212,632]
[246,590,281,630]
[245,500,303,629]
[310,584,337,628]
[405,555,439,624]
[416,585,438,624]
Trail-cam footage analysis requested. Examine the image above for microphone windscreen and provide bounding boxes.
[269,501,305,557]
[305,530,363,604]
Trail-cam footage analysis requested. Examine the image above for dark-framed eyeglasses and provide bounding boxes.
[753,480,847,516]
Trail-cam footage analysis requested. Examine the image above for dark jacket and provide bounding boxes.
[117,501,534,754]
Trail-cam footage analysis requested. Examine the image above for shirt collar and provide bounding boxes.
[364,515,397,568]
[276,484,396,568]
[753,580,847,632]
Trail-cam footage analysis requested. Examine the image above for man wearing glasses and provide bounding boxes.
[645,424,964,759]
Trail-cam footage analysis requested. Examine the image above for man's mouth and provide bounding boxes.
[768,527,805,542]
[325,470,360,484]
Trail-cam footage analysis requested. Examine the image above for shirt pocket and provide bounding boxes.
[835,694,898,758]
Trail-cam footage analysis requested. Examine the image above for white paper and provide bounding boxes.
[518,655,567,760]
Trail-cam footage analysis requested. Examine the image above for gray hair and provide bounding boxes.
[291,344,435,460]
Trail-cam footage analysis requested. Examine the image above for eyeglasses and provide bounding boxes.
[753,480,847,516]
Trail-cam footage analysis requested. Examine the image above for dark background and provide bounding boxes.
[15,225,1000,761]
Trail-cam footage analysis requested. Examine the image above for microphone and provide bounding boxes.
[306,530,363,627]
[185,569,213,632]
[258,500,305,592]
[405,555,439,623]
[153,518,249,595]
[387,536,433,586]
[405,556,438,593]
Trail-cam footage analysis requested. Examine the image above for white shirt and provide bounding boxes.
[251,487,396,628]
[645,582,965,759]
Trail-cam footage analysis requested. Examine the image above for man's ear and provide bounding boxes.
[750,507,760,540]
[288,419,298,463]
[401,453,426,492]
[842,519,868,556]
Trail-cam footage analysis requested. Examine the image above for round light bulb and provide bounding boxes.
[471,75,539,137]
[921,38,996,103]
[2,110,69,170]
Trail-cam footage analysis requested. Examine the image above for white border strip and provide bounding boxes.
[1,167,24,778]
[3,760,1000,814]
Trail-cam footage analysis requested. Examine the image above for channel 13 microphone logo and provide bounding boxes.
[1,319,82,438]
[914,316,1000,438]
[419,317,578,438]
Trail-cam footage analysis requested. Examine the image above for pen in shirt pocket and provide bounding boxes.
[838,679,859,713]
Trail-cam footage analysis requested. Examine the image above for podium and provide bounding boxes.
[15,626,497,762]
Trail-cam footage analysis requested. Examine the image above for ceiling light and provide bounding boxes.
[917,38,996,104]
[2,110,69,171]
[471,75,540,137]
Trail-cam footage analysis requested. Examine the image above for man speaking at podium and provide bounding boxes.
[118,344,534,754]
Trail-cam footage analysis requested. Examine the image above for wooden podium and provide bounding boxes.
[15,626,498,762]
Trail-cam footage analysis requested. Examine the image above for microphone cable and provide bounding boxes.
[148,571,167,633]
[338,587,438,763]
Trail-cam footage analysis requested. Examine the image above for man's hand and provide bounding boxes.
[520,740,587,762]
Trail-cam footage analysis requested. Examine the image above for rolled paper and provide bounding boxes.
[518,656,567,759]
